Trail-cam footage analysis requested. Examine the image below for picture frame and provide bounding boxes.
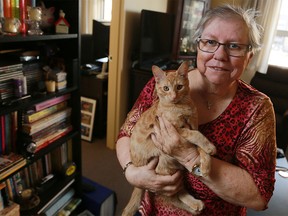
[81,96,96,141]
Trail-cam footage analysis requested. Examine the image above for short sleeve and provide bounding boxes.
[236,97,277,205]
[117,77,156,140]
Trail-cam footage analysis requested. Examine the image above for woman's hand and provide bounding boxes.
[125,157,183,196]
[151,115,200,166]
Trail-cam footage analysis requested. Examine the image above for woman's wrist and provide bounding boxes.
[123,161,133,175]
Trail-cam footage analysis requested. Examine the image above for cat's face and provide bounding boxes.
[152,62,189,104]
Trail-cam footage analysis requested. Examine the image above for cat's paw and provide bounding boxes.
[207,144,217,155]
[190,199,205,214]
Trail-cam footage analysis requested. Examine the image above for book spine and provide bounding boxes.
[1,116,6,155]
[24,101,68,123]
[59,197,82,216]
[0,1,3,18]
[34,94,71,112]
[19,0,27,33]
[43,188,75,216]
[22,107,72,135]
[34,126,73,153]
[4,114,11,154]
[11,111,17,152]
[3,0,11,18]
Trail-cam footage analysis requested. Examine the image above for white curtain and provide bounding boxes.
[241,0,282,82]
[81,0,103,34]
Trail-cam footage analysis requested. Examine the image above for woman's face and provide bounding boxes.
[196,17,253,85]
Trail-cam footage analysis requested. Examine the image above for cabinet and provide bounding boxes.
[172,0,211,61]
[80,75,108,138]
[129,68,153,110]
[0,0,82,215]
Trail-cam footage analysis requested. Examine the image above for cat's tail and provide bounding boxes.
[122,187,144,216]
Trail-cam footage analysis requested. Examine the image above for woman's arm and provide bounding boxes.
[116,136,183,196]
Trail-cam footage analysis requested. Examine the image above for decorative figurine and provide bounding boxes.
[55,10,70,34]
[26,7,43,35]
[0,17,21,34]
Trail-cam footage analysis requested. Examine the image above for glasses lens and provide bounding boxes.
[197,39,250,57]
[198,39,218,53]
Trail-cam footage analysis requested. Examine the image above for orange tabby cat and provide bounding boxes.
[122,61,216,216]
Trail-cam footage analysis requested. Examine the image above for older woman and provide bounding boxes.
[116,4,276,216]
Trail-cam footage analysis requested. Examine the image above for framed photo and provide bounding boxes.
[81,96,96,141]
[172,0,210,61]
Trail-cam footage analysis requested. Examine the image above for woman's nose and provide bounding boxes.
[213,44,229,61]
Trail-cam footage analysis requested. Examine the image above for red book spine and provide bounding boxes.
[19,0,27,34]
[3,0,11,18]
[1,116,6,154]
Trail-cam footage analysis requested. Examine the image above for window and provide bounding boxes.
[93,0,112,22]
[268,1,288,67]
[103,0,112,21]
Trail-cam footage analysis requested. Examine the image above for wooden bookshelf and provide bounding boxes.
[0,0,82,215]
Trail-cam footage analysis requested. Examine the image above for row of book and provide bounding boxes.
[22,93,72,153]
[0,0,36,19]
[0,141,71,201]
[0,142,79,215]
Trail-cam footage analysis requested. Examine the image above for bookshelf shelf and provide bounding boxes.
[0,0,82,215]
[0,34,78,43]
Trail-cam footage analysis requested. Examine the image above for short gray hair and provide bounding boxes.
[193,4,263,54]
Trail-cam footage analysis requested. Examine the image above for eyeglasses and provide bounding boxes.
[196,38,252,57]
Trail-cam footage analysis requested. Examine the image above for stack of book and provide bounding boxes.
[22,94,72,153]
[0,62,26,100]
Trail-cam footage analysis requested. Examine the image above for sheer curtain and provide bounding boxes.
[81,0,103,34]
[241,0,282,82]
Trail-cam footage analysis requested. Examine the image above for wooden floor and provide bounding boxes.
[81,138,133,215]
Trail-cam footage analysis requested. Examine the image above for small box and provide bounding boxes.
[81,177,116,216]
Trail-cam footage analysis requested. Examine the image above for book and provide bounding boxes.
[0,159,26,181]
[27,125,73,153]
[24,101,68,123]
[3,0,11,18]
[34,94,71,112]
[43,188,75,216]
[22,107,72,135]
[0,116,5,155]
[29,119,70,142]
[57,197,82,216]
[0,153,25,173]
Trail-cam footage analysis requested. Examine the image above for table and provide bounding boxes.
[247,157,288,216]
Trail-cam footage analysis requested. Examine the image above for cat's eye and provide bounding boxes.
[163,86,169,91]
[177,85,183,90]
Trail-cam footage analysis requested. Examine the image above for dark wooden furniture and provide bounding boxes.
[129,68,153,110]
[80,75,108,138]
[0,0,82,215]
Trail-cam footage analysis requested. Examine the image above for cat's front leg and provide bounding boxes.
[180,128,216,155]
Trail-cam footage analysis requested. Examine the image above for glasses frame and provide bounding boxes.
[196,38,252,57]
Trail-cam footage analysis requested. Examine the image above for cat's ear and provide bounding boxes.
[152,65,165,82]
[177,61,189,77]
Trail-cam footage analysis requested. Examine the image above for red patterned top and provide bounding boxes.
[118,77,276,216]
